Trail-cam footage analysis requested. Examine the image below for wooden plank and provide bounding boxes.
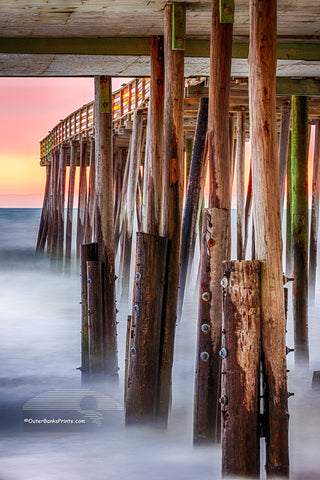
[172,3,186,51]
[1,38,319,61]
[292,95,309,364]
[219,0,234,24]
[248,0,289,475]
[221,260,261,477]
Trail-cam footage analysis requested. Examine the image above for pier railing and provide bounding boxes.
[40,77,150,164]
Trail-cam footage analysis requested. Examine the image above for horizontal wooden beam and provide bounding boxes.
[0,37,319,61]
[186,78,320,97]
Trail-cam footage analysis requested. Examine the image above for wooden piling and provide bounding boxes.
[143,35,164,236]
[309,121,320,302]
[80,242,98,380]
[292,95,309,364]
[157,2,185,422]
[244,160,252,256]
[125,233,168,424]
[94,76,118,378]
[36,165,51,252]
[66,140,77,260]
[87,260,104,375]
[279,104,292,220]
[248,0,289,474]
[286,133,293,276]
[124,314,132,404]
[221,260,261,478]
[77,139,88,257]
[57,145,66,260]
[121,111,144,300]
[50,149,60,258]
[84,138,96,244]
[194,207,229,444]
[178,97,208,319]
[236,111,245,260]
[194,0,233,442]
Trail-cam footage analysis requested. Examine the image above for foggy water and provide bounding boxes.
[0,209,319,479]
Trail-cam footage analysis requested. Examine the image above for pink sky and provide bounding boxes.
[0,77,129,207]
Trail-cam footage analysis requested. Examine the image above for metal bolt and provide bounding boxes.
[201,323,211,333]
[136,272,141,281]
[133,304,139,313]
[202,291,211,302]
[87,308,92,315]
[130,346,136,355]
[219,395,228,406]
[224,7,232,15]
[87,278,92,285]
[208,238,215,247]
[219,347,228,359]
[286,346,294,355]
[220,277,228,288]
[200,351,210,362]
[287,392,295,398]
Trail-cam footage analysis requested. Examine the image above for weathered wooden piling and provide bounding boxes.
[126,233,168,424]
[77,139,88,257]
[50,149,59,258]
[286,133,293,277]
[178,97,208,319]
[279,104,292,219]
[236,111,245,260]
[244,160,252,256]
[36,165,51,252]
[292,95,309,364]
[157,2,185,422]
[94,75,118,378]
[221,260,261,478]
[194,0,233,442]
[80,242,98,380]
[309,121,320,302]
[248,0,289,474]
[194,207,229,444]
[84,138,96,244]
[142,35,164,236]
[66,140,77,260]
[87,260,104,375]
[57,145,67,260]
[120,111,144,300]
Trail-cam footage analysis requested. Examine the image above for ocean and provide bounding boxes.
[0,208,319,479]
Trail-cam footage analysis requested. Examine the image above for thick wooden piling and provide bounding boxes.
[66,140,77,260]
[309,121,320,302]
[87,260,104,376]
[94,76,118,378]
[157,2,185,422]
[50,149,60,258]
[36,165,51,252]
[221,260,261,478]
[178,97,208,319]
[236,111,245,260]
[194,0,233,442]
[194,207,229,444]
[244,160,252,256]
[126,233,168,424]
[143,35,164,236]
[248,0,289,475]
[80,242,98,380]
[77,139,88,257]
[292,95,309,364]
[279,104,292,219]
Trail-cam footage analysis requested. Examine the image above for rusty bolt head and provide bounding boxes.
[136,272,141,281]
[201,323,211,333]
[221,277,228,288]
[208,238,215,247]
[202,291,211,302]
[219,347,228,359]
[219,395,228,406]
[200,351,209,362]
[224,7,232,15]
